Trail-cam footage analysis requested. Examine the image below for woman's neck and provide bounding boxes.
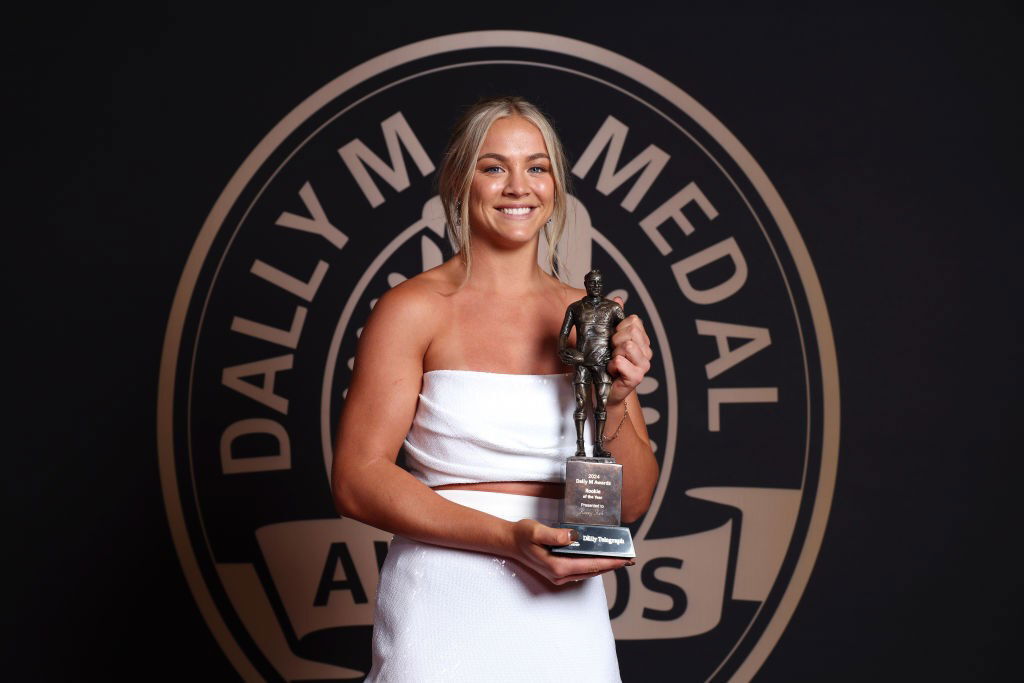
[462,239,551,294]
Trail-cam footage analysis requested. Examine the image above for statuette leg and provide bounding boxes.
[573,380,588,458]
[594,380,612,457]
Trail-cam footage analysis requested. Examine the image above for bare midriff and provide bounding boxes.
[432,481,564,499]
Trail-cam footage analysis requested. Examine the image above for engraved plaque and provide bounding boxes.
[562,457,622,527]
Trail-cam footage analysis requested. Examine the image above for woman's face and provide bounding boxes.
[467,116,554,250]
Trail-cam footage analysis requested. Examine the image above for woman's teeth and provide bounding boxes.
[500,207,532,215]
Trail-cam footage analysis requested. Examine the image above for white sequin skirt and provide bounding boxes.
[366,490,621,682]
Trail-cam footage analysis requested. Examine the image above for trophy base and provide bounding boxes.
[550,523,635,559]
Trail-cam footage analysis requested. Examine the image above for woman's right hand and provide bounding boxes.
[510,519,633,586]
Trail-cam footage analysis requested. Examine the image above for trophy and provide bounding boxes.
[552,269,636,559]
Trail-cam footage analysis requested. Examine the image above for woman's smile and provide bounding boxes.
[496,205,538,219]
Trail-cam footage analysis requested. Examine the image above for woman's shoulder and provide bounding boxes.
[366,261,458,330]
[554,278,586,307]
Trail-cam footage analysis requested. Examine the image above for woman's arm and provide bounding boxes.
[606,305,660,523]
[332,279,632,584]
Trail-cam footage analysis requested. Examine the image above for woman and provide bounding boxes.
[332,96,659,681]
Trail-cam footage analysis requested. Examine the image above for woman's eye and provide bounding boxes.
[483,166,504,174]
[529,166,549,173]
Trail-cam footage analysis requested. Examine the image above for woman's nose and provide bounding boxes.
[503,167,530,196]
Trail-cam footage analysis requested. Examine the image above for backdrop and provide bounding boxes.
[10,4,1020,681]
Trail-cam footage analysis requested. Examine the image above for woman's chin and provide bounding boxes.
[474,226,544,250]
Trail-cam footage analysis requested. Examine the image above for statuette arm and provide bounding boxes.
[558,305,582,365]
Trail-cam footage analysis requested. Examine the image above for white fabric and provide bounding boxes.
[367,490,621,682]
[403,370,593,487]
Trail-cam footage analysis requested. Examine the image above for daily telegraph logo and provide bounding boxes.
[158,31,839,681]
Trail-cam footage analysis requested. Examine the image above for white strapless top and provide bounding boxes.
[403,370,593,487]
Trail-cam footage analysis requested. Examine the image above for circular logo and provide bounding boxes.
[159,31,839,682]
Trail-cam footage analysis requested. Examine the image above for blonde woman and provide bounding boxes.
[333,96,658,681]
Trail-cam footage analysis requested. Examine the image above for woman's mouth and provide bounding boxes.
[497,206,536,218]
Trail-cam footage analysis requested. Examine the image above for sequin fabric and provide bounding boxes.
[367,490,621,682]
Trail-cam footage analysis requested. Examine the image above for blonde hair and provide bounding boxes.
[437,96,572,281]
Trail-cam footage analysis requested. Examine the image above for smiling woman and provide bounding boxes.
[332,96,658,681]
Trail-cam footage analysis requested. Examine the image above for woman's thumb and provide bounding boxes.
[542,525,579,546]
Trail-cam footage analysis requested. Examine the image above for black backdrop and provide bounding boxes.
[9,4,1021,681]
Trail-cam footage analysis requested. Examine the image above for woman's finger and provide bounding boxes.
[611,344,651,379]
[613,339,648,367]
[548,555,631,578]
[610,335,651,366]
[607,356,643,389]
[553,569,620,585]
[549,557,633,584]
[612,321,652,359]
[630,322,652,355]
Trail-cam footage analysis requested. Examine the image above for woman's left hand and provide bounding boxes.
[607,297,653,405]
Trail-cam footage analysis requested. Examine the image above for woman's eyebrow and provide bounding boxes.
[477,152,551,162]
